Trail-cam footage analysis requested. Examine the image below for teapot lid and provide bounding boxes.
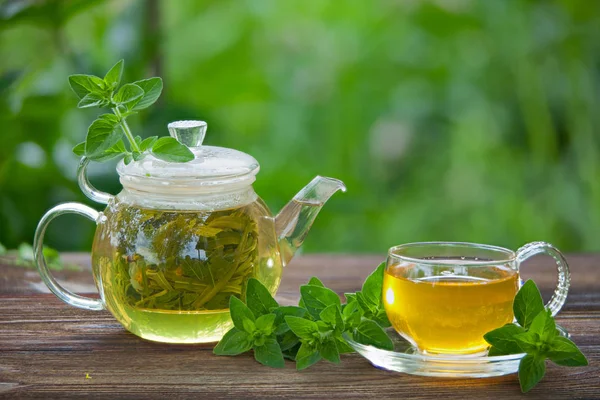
[117,121,260,194]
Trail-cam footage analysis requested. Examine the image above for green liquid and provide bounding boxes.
[114,305,233,344]
[92,200,281,343]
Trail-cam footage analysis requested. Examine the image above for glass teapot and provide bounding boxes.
[33,121,345,343]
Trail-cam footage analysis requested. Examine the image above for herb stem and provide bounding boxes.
[113,107,141,152]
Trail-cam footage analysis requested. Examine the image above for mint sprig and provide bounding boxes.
[69,60,193,164]
[484,280,588,392]
[213,262,393,369]
[216,268,587,391]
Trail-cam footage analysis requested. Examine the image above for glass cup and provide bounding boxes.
[382,241,569,355]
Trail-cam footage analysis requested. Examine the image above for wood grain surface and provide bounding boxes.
[0,253,598,399]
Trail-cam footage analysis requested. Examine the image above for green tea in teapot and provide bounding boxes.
[92,201,279,343]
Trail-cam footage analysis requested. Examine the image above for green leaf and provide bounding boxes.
[255,313,276,336]
[345,293,357,304]
[528,309,556,343]
[353,319,394,350]
[77,92,106,108]
[274,306,307,335]
[342,300,362,328]
[68,74,104,99]
[308,276,325,287]
[547,337,588,366]
[243,318,256,334]
[300,284,341,319]
[132,151,144,161]
[356,291,376,314]
[319,304,344,332]
[282,343,301,361]
[104,59,124,89]
[254,338,285,368]
[139,136,158,152]
[488,346,508,356]
[298,297,306,309]
[253,335,266,347]
[92,112,119,124]
[246,278,279,317]
[42,246,59,261]
[113,83,144,105]
[42,245,66,271]
[229,296,255,332]
[72,142,86,156]
[342,300,359,318]
[295,342,321,370]
[319,338,340,364]
[514,280,545,329]
[336,337,355,354]
[15,242,63,270]
[484,324,527,355]
[124,154,133,165]
[285,316,318,340]
[278,330,300,351]
[88,140,126,162]
[361,262,385,307]
[85,114,123,157]
[131,77,163,110]
[213,328,252,356]
[515,331,541,354]
[274,306,307,320]
[151,137,195,163]
[518,354,546,393]
[371,309,392,328]
[316,320,330,332]
[17,242,34,262]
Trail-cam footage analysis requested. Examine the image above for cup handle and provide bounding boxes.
[77,157,113,205]
[516,241,570,317]
[33,203,104,311]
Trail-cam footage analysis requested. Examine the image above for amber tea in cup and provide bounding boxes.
[384,262,518,354]
[383,242,570,355]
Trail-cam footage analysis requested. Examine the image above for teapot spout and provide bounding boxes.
[275,176,346,266]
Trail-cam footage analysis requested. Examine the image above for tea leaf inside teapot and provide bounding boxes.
[103,203,259,312]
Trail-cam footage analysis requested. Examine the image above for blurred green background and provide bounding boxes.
[1,0,599,255]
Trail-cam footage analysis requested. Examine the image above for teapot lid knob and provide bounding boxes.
[168,120,207,148]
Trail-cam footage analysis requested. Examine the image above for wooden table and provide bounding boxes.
[1,253,598,399]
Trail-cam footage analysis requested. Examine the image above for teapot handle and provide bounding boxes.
[77,157,113,204]
[33,203,104,311]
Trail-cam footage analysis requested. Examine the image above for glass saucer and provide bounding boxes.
[343,326,569,378]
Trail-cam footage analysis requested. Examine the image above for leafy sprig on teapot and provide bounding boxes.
[69,60,194,164]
